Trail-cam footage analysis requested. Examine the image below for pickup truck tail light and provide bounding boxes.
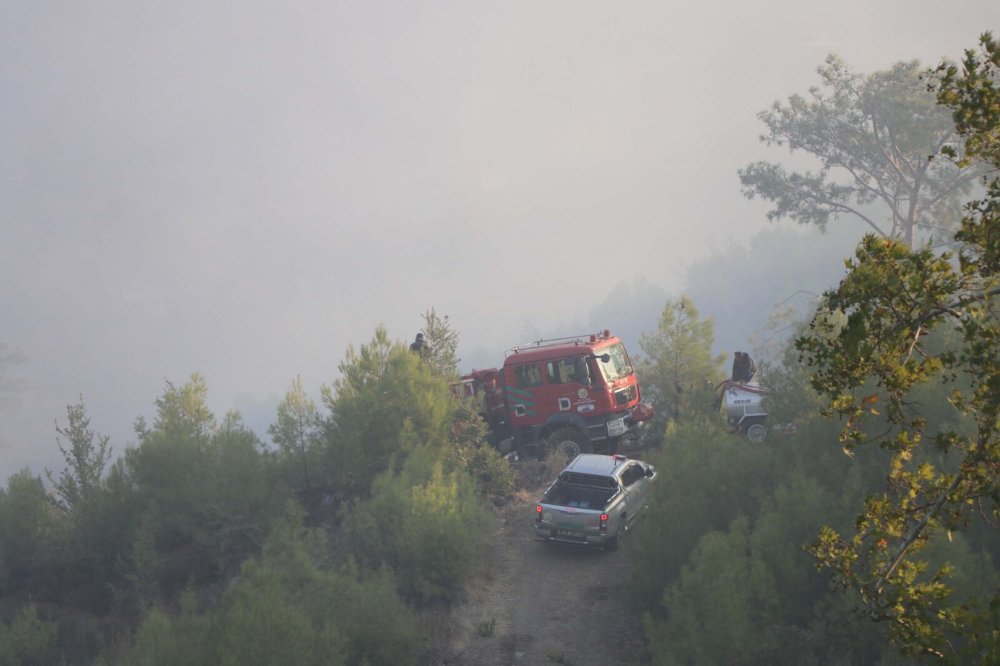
[599,513,608,532]
[536,505,543,522]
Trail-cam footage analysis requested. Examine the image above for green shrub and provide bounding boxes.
[0,606,57,666]
[0,470,63,595]
[216,576,345,666]
[121,591,213,666]
[344,446,491,605]
[121,503,421,666]
[123,380,282,598]
[459,441,516,500]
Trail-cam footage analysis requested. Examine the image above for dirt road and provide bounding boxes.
[427,461,650,666]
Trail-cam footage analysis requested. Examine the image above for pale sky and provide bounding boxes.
[2,1,997,478]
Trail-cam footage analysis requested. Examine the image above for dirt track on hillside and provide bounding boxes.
[424,460,650,666]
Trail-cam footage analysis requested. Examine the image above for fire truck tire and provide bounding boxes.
[546,427,591,459]
[745,423,768,444]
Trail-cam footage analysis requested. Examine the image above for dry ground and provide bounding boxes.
[422,459,651,666]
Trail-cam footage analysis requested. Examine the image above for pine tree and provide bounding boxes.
[47,398,111,516]
[420,308,460,379]
[637,297,725,441]
[269,376,320,496]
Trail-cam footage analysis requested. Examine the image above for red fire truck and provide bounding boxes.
[452,331,653,459]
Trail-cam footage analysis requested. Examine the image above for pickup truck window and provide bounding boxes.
[559,472,618,489]
[621,463,643,487]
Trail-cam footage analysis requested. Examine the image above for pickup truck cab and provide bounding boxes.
[534,454,656,549]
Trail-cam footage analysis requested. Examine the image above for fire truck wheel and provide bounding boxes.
[745,423,767,444]
[546,427,590,459]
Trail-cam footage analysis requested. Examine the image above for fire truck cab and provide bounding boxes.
[458,331,652,459]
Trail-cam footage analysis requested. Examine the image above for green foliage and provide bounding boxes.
[645,516,758,665]
[319,326,454,498]
[269,375,321,498]
[756,330,828,426]
[121,503,421,666]
[630,419,787,609]
[421,307,461,379]
[0,470,61,592]
[793,34,1000,660]
[642,466,903,666]
[740,55,980,246]
[797,235,998,661]
[122,591,215,666]
[450,396,516,499]
[122,376,279,598]
[936,33,1000,170]
[0,606,57,666]
[47,398,112,517]
[44,399,119,601]
[630,400,929,663]
[0,319,502,664]
[321,563,421,665]
[343,445,491,605]
[1,455,124,656]
[322,319,510,505]
[636,296,726,443]
[215,576,345,666]
[936,33,1000,279]
[139,373,216,440]
[751,472,842,615]
[457,439,517,500]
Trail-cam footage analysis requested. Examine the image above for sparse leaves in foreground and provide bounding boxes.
[796,32,1000,662]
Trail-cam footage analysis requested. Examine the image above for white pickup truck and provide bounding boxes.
[534,454,656,549]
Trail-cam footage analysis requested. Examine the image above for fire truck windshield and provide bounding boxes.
[596,343,632,382]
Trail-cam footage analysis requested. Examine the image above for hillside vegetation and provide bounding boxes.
[2,35,999,664]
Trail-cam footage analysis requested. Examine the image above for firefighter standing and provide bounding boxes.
[410,332,431,359]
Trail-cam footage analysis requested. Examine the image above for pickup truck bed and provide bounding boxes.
[542,484,616,510]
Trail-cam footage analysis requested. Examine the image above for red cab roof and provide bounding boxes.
[503,331,622,366]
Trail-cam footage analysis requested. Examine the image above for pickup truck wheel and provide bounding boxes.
[547,427,590,459]
[606,520,625,551]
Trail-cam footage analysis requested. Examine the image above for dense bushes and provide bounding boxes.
[0,606,56,666]
[124,407,281,599]
[631,379,1000,664]
[633,416,894,664]
[0,324,507,663]
[318,326,455,499]
[121,506,422,666]
[342,445,491,605]
[0,470,60,598]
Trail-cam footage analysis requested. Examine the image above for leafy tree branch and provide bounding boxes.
[796,33,1000,661]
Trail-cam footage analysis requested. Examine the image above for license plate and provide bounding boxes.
[607,417,627,437]
[557,529,584,538]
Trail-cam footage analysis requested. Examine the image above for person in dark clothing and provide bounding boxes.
[409,332,430,359]
[732,351,754,383]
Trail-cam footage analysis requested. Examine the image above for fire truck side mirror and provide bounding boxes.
[596,353,611,363]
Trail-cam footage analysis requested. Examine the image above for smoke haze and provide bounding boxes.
[2,1,996,477]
